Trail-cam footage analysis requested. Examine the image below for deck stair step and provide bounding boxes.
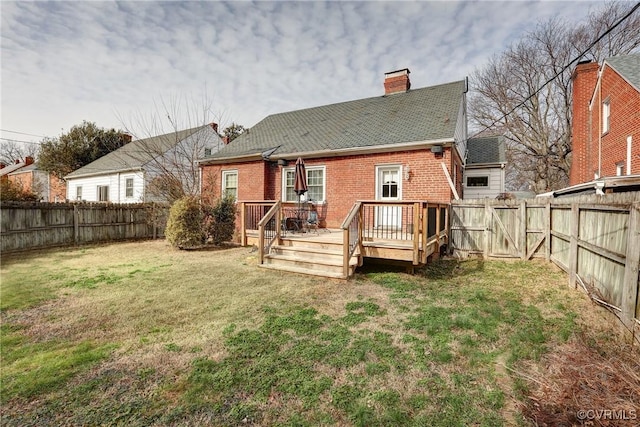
[260,243,360,279]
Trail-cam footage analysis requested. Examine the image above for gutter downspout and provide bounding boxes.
[598,68,602,179]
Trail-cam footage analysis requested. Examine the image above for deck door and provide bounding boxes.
[375,166,402,229]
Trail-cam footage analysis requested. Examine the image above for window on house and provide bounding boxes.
[125,178,134,198]
[283,166,325,202]
[97,185,109,202]
[616,162,624,176]
[76,186,82,201]
[603,99,610,134]
[222,170,238,199]
[467,176,489,187]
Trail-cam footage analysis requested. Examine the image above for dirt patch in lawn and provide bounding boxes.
[522,333,640,426]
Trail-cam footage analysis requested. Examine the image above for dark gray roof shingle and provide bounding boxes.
[606,53,640,90]
[66,125,220,178]
[206,80,466,160]
[466,135,506,165]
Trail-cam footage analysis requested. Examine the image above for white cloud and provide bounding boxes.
[1,0,596,143]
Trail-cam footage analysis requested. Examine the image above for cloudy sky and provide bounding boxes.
[2,1,599,146]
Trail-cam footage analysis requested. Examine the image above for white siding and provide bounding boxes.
[67,172,144,203]
[454,96,467,163]
[463,167,504,199]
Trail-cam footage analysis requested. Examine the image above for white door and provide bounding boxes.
[376,166,402,229]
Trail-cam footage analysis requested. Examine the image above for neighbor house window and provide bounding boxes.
[222,170,238,199]
[125,178,134,198]
[467,176,489,187]
[76,186,82,201]
[97,185,109,201]
[283,166,325,202]
[602,99,610,134]
[616,162,624,176]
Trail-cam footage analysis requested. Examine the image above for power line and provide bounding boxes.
[0,137,43,145]
[0,129,47,138]
[469,1,640,139]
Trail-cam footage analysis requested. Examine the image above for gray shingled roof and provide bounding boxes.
[205,80,465,161]
[66,125,220,179]
[466,135,506,165]
[606,53,640,91]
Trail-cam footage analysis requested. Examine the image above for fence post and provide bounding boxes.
[520,200,527,260]
[73,204,79,245]
[483,199,491,259]
[621,203,640,330]
[569,203,579,289]
[545,201,551,262]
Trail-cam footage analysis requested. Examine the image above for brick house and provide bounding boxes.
[199,69,467,230]
[570,54,640,185]
[1,157,70,202]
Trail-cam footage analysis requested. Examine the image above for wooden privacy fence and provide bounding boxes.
[1,202,168,253]
[450,193,640,330]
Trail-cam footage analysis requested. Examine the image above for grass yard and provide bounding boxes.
[1,240,638,426]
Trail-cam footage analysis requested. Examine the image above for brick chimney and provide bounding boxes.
[25,156,34,165]
[569,60,599,185]
[210,122,219,133]
[222,136,230,145]
[384,68,411,95]
[122,134,133,143]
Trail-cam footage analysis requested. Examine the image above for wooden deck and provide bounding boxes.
[239,200,449,279]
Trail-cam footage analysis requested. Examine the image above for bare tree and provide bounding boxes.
[0,139,37,166]
[116,92,228,203]
[470,1,640,193]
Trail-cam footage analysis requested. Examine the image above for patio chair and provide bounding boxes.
[305,206,319,234]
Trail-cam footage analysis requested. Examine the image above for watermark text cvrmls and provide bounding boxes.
[576,409,637,421]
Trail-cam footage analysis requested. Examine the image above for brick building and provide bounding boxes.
[199,69,468,229]
[570,54,640,185]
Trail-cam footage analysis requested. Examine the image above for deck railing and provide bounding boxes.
[257,201,282,264]
[341,202,363,277]
[238,201,277,246]
[347,201,450,268]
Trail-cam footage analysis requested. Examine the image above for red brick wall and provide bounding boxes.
[595,65,640,178]
[201,147,461,228]
[570,62,599,185]
[49,176,66,202]
[8,171,33,191]
[571,61,640,184]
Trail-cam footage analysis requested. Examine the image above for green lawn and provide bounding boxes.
[0,240,635,426]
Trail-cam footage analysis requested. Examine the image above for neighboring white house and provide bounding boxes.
[65,124,224,203]
[463,135,506,199]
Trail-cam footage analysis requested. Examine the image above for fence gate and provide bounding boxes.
[488,206,521,257]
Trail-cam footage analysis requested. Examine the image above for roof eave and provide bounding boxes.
[65,167,145,180]
[199,138,455,165]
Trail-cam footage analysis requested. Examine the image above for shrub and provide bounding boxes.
[204,195,237,245]
[0,180,39,201]
[165,196,205,249]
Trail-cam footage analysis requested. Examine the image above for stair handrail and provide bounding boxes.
[341,201,363,277]
[257,200,282,264]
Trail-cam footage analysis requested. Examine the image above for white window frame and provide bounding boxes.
[125,177,134,198]
[97,185,109,202]
[221,170,238,199]
[76,186,82,201]
[602,99,610,134]
[282,165,326,203]
[616,162,624,177]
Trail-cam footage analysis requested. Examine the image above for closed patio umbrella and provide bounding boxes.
[294,157,308,197]
[294,158,308,223]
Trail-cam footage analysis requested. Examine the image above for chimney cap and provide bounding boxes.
[384,68,411,77]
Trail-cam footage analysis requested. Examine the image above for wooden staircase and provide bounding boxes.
[259,234,361,279]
